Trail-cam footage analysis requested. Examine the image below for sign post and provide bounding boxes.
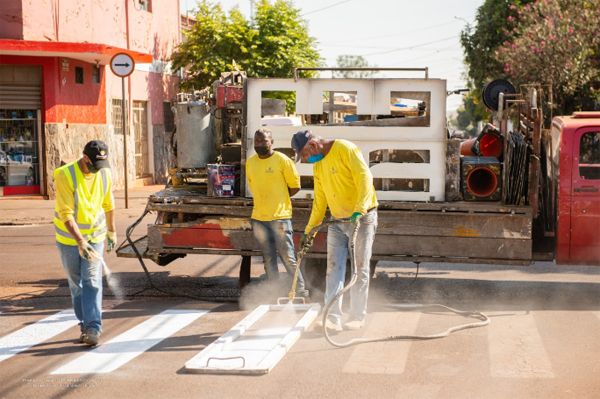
[109,53,135,209]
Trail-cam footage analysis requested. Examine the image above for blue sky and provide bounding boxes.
[180,0,484,112]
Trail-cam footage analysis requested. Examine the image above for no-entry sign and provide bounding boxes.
[110,53,135,77]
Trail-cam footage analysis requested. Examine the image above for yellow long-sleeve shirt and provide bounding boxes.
[305,139,378,234]
[246,151,300,221]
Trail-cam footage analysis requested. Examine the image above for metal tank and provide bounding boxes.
[175,102,215,168]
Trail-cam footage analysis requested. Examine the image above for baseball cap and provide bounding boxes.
[83,140,110,169]
[291,130,311,162]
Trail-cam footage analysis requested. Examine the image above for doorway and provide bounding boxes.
[132,100,150,178]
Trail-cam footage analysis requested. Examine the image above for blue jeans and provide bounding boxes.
[57,241,104,334]
[325,210,378,323]
[251,219,306,292]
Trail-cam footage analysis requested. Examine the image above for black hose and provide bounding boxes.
[125,208,234,301]
[309,218,490,348]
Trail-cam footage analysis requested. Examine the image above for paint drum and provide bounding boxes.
[207,164,238,197]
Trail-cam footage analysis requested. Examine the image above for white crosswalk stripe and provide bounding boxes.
[0,310,79,363]
[2,307,597,378]
[342,311,421,374]
[51,309,209,374]
[487,311,554,379]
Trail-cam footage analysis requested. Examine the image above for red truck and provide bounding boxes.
[117,72,600,290]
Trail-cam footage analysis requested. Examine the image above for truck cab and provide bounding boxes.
[553,112,600,264]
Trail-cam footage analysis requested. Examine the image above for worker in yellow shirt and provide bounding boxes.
[291,130,378,331]
[246,129,309,297]
[54,140,116,346]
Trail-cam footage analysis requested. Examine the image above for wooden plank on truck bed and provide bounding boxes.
[147,209,532,240]
[147,219,532,261]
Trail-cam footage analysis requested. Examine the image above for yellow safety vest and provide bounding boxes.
[53,161,110,245]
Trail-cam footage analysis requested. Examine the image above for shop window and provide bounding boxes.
[92,66,101,84]
[75,67,84,84]
[0,110,40,193]
[579,132,600,180]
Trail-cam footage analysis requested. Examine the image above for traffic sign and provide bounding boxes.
[110,53,135,77]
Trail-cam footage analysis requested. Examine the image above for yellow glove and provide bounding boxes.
[106,231,117,252]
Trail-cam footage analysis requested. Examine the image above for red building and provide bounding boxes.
[0,0,182,197]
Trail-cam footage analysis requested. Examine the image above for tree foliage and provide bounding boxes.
[333,55,376,78]
[495,0,600,113]
[457,0,532,131]
[461,0,530,90]
[172,0,322,90]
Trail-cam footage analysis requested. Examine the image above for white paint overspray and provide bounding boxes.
[100,259,125,301]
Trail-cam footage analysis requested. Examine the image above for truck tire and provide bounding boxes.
[302,258,326,297]
[370,260,378,279]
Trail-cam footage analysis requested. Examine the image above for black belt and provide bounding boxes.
[366,207,377,213]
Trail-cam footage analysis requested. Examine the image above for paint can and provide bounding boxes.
[207,164,238,197]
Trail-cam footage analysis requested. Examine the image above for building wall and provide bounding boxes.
[19,0,180,59]
[0,55,106,124]
[0,0,23,39]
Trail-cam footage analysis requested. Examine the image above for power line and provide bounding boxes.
[363,35,459,56]
[301,0,354,16]
[321,20,460,46]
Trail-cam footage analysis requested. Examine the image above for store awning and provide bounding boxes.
[0,39,153,65]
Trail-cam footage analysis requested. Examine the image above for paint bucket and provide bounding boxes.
[207,164,238,197]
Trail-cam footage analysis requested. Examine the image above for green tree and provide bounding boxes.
[171,0,322,90]
[333,55,376,78]
[459,0,532,127]
[454,88,490,136]
[495,0,600,114]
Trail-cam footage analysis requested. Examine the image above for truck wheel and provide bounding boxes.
[370,260,378,279]
[302,258,326,297]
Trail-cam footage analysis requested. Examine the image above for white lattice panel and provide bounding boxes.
[245,77,447,201]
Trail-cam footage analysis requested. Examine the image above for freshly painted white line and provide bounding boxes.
[185,303,320,375]
[0,310,79,363]
[488,311,554,378]
[343,311,421,374]
[52,309,208,374]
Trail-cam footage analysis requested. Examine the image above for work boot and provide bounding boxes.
[315,317,342,332]
[82,330,100,346]
[344,319,365,330]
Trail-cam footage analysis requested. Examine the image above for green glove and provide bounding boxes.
[106,231,117,253]
[350,212,363,223]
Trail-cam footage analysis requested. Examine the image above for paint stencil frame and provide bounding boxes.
[184,303,320,375]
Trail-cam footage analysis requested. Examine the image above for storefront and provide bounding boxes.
[0,64,43,196]
[0,40,155,198]
[0,109,42,195]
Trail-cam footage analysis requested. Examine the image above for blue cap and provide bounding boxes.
[291,130,311,162]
